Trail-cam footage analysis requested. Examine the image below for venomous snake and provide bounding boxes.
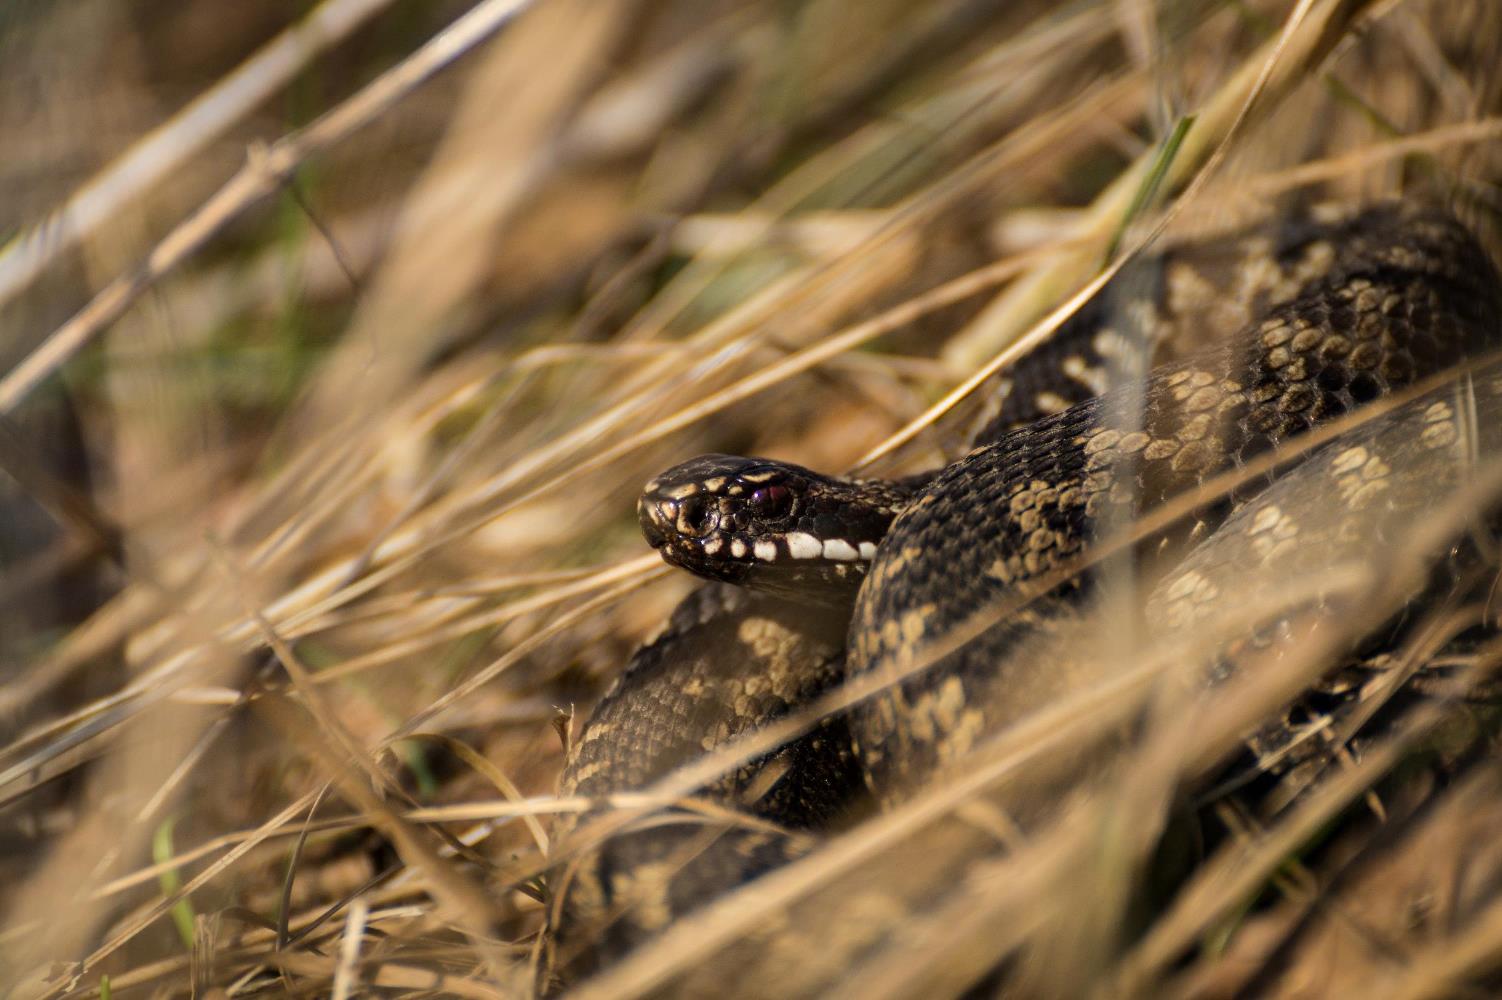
[539,202,1502,993]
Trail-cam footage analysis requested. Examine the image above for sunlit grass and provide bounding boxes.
[0,0,1500,996]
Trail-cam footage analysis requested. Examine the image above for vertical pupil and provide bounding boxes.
[751,485,791,516]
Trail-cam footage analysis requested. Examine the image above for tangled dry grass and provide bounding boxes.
[2,0,1502,996]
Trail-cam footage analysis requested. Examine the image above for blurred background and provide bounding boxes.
[0,0,1500,996]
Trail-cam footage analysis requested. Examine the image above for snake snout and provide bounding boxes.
[637,495,670,550]
[638,489,717,553]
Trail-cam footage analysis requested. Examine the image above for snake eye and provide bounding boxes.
[748,484,792,519]
[677,495,713,536]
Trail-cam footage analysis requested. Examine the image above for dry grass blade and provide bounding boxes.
[1114,639,1502,995]
[4,0,1501,996]
[0,0,541,415]
[937,0,1379,374]
[0,0,401,313]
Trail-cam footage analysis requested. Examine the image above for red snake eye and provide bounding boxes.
[749,484,792,518]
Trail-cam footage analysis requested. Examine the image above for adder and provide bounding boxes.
[540,202,1502,991]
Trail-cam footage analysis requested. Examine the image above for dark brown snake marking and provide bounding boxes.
[539,203,1502,994]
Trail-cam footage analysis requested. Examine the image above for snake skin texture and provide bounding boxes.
[541,584,862,986]
[850,203,1502,798]
[539,202,1502,995]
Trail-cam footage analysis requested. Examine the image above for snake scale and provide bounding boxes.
[539,202,1502,994]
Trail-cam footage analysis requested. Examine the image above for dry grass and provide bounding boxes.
[2,0,1502,996]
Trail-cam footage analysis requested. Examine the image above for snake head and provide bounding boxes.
[638,454,910,602]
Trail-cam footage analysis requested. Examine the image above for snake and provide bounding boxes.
[538,202,1502,993]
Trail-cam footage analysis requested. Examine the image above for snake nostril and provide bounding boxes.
[678,496,713,536]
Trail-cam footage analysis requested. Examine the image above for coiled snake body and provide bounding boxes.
[541,203,1502,992]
